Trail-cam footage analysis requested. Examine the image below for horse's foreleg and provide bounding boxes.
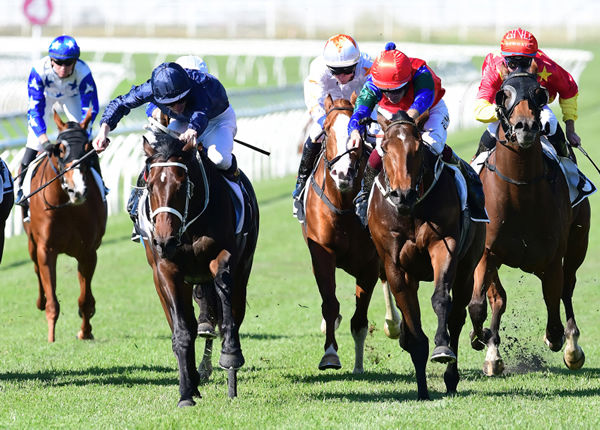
[36,247,59,342]
[468,251,493,351]
[198,338,214,381]
[350,264,378,374]
[539,260,565,353]
[307,241,341,370]
[429,243,458,364]
[382,280,401,339]
[210,250,244,371]
[483,271,506,376]
[76,252,97,340]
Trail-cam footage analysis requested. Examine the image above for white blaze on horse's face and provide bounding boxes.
[329,114,354,191]
[64,167,87,205]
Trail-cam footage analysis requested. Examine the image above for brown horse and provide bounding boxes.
[140,129,259,406]
[468,67,591,375]
[301,95,383,372]
[25,110,107,342]
[368,111,486,400]
[0,157,14,264]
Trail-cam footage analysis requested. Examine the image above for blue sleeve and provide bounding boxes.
[79,73,99,132]
[410,66,435,114]
[101,82,153,130]
[27,68,47,136]
[189,111,209,135]
[145,102,158,117]
[348,77,382,134]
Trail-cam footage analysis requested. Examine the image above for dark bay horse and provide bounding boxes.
[141,130,259,406]
[0,157,14,264]
[369,111,486,400]
[302,95,383,372]
[468,67,591,375]
[25,110,107,342]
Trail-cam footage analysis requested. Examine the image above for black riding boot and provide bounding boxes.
[546,124,570,159]
[354,164,379,228]
[127,171,146,223]
[474,129,496,157]
[456,158,488,222]
[223,155,240,183]
[16,148,38,222]
[292,136,321,200]
[194,283,219,339]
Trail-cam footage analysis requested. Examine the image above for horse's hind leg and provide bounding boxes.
[350,263,378,374]
[193,282,218,339]
[36,248,59,342]
[539,258,565,353]
[76,252,97,340]
[482,271,507,376]
[198,338,214,381]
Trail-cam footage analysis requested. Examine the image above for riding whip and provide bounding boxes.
[576,145,600,177]
[233,138,270,156]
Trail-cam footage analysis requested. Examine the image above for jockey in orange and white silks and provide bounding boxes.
[349,43,487,226]
[474,28,580,157]
[292,34,373,220]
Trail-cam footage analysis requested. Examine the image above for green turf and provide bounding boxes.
[2,43,600,428]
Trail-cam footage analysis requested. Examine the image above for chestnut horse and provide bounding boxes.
[468,68,591,375]
[302,95,384,373]
[140,130,259,406]
[0,157,14,264]
[25,110,107,342]
[369,111,486,400]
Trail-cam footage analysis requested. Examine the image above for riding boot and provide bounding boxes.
[16,147,38,222]
[354,164,379,228]
[455,157,488,222]
[474,129,496,158]
[546,124,571,159]
[193,282,218,339]
[292,136,321,221]
[222,155,240,184]
[127,170,146,234]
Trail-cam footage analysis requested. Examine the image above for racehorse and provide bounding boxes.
[468,66,591,375]
[301,95,384,373]
[24,110,107,342]
[0,156,14,264]
[140,129,259,406]
[368,111,486,400]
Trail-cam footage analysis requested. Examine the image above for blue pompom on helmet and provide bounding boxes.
[48,35,80,61]
[151,62,192,105]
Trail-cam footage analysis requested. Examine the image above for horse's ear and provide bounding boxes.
[529,59,538,75]
[350,91,358,107]
[80,108,94,131]
[415,110,430,130]
[143,135,156,157]
[497,61,509,81]
[377,111,391,131]
[53,110,67,131]
[324,94,334,112]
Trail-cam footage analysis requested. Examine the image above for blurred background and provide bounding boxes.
[1,0,599,237]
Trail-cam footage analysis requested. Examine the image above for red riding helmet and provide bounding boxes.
[371,44,412,90]
[501,28,538,57]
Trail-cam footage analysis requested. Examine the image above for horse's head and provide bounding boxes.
[53,109,94,205]
[377,111,428,215]
[143,131,198,260]
[495,61,548,148]
[322,94,361,192]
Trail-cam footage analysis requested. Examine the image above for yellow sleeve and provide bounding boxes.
[473,98,498,123]
[559,93,578,122]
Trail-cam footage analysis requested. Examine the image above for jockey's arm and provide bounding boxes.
[303,69,327,127]
[473,98,498,123]
[559,94,581,146]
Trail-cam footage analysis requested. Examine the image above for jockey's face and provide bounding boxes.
[167,99,187,115]
[51,58,75,78]
[328,64,356,85]
[381,86,407,104]
[505,56,533,72]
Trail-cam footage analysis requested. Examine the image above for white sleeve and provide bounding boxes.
[303,58,328,125]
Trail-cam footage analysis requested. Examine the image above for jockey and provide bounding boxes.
[18,35,100,218]
[93,62,239,224]
[474,28,580,158]
[293,34,373,219]
[348,43,487,226]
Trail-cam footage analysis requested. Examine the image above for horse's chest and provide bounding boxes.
[396,238,433,281]
[492,224,563,270]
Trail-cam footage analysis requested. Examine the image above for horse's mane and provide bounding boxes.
[147,132,187,163]
[390,110,413,123]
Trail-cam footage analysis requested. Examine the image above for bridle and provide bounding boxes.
[147,158,209,242]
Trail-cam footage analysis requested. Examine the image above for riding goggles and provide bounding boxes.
[51,58,76,67]
[327,64,357,76]
[504,56,533,71]
[379,81,408,95]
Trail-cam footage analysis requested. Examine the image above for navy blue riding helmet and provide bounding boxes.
[151,62,192,105]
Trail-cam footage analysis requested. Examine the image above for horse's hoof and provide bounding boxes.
[177,398,196,408]
[318,353,342,370]
[544,334,565,352]
[483,359,504,376]
[384,319,401,339]
[219,351,245,370]
[352,366,364,374]
[469,330,486,351]
[76,330,94,340]
[197,322,217,339]
[430,345,457,364]
[564,346,585,370]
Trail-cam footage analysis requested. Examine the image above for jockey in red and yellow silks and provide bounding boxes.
[474,28,580,157]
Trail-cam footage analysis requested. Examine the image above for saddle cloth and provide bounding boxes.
[0,158,14,204]
[470,140,596,208]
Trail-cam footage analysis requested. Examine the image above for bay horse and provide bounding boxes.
[140,129,259,406]
[302,95,385,373]
[25,109,107,342]
[368,111,486,400]
[468,66,591,375]
[0,157,14,264]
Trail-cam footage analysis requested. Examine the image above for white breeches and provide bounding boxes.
[421,99,450,155]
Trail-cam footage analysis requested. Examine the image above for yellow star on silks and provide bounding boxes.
[538,66,552,82]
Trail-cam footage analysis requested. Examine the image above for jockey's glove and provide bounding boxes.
[441,144,455,164]
[43,141,56,155]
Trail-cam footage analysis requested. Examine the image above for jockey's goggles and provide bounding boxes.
[327,64,357,75]
[379,81,408,95]
[504,56,532,71]
[51,58,76,67]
